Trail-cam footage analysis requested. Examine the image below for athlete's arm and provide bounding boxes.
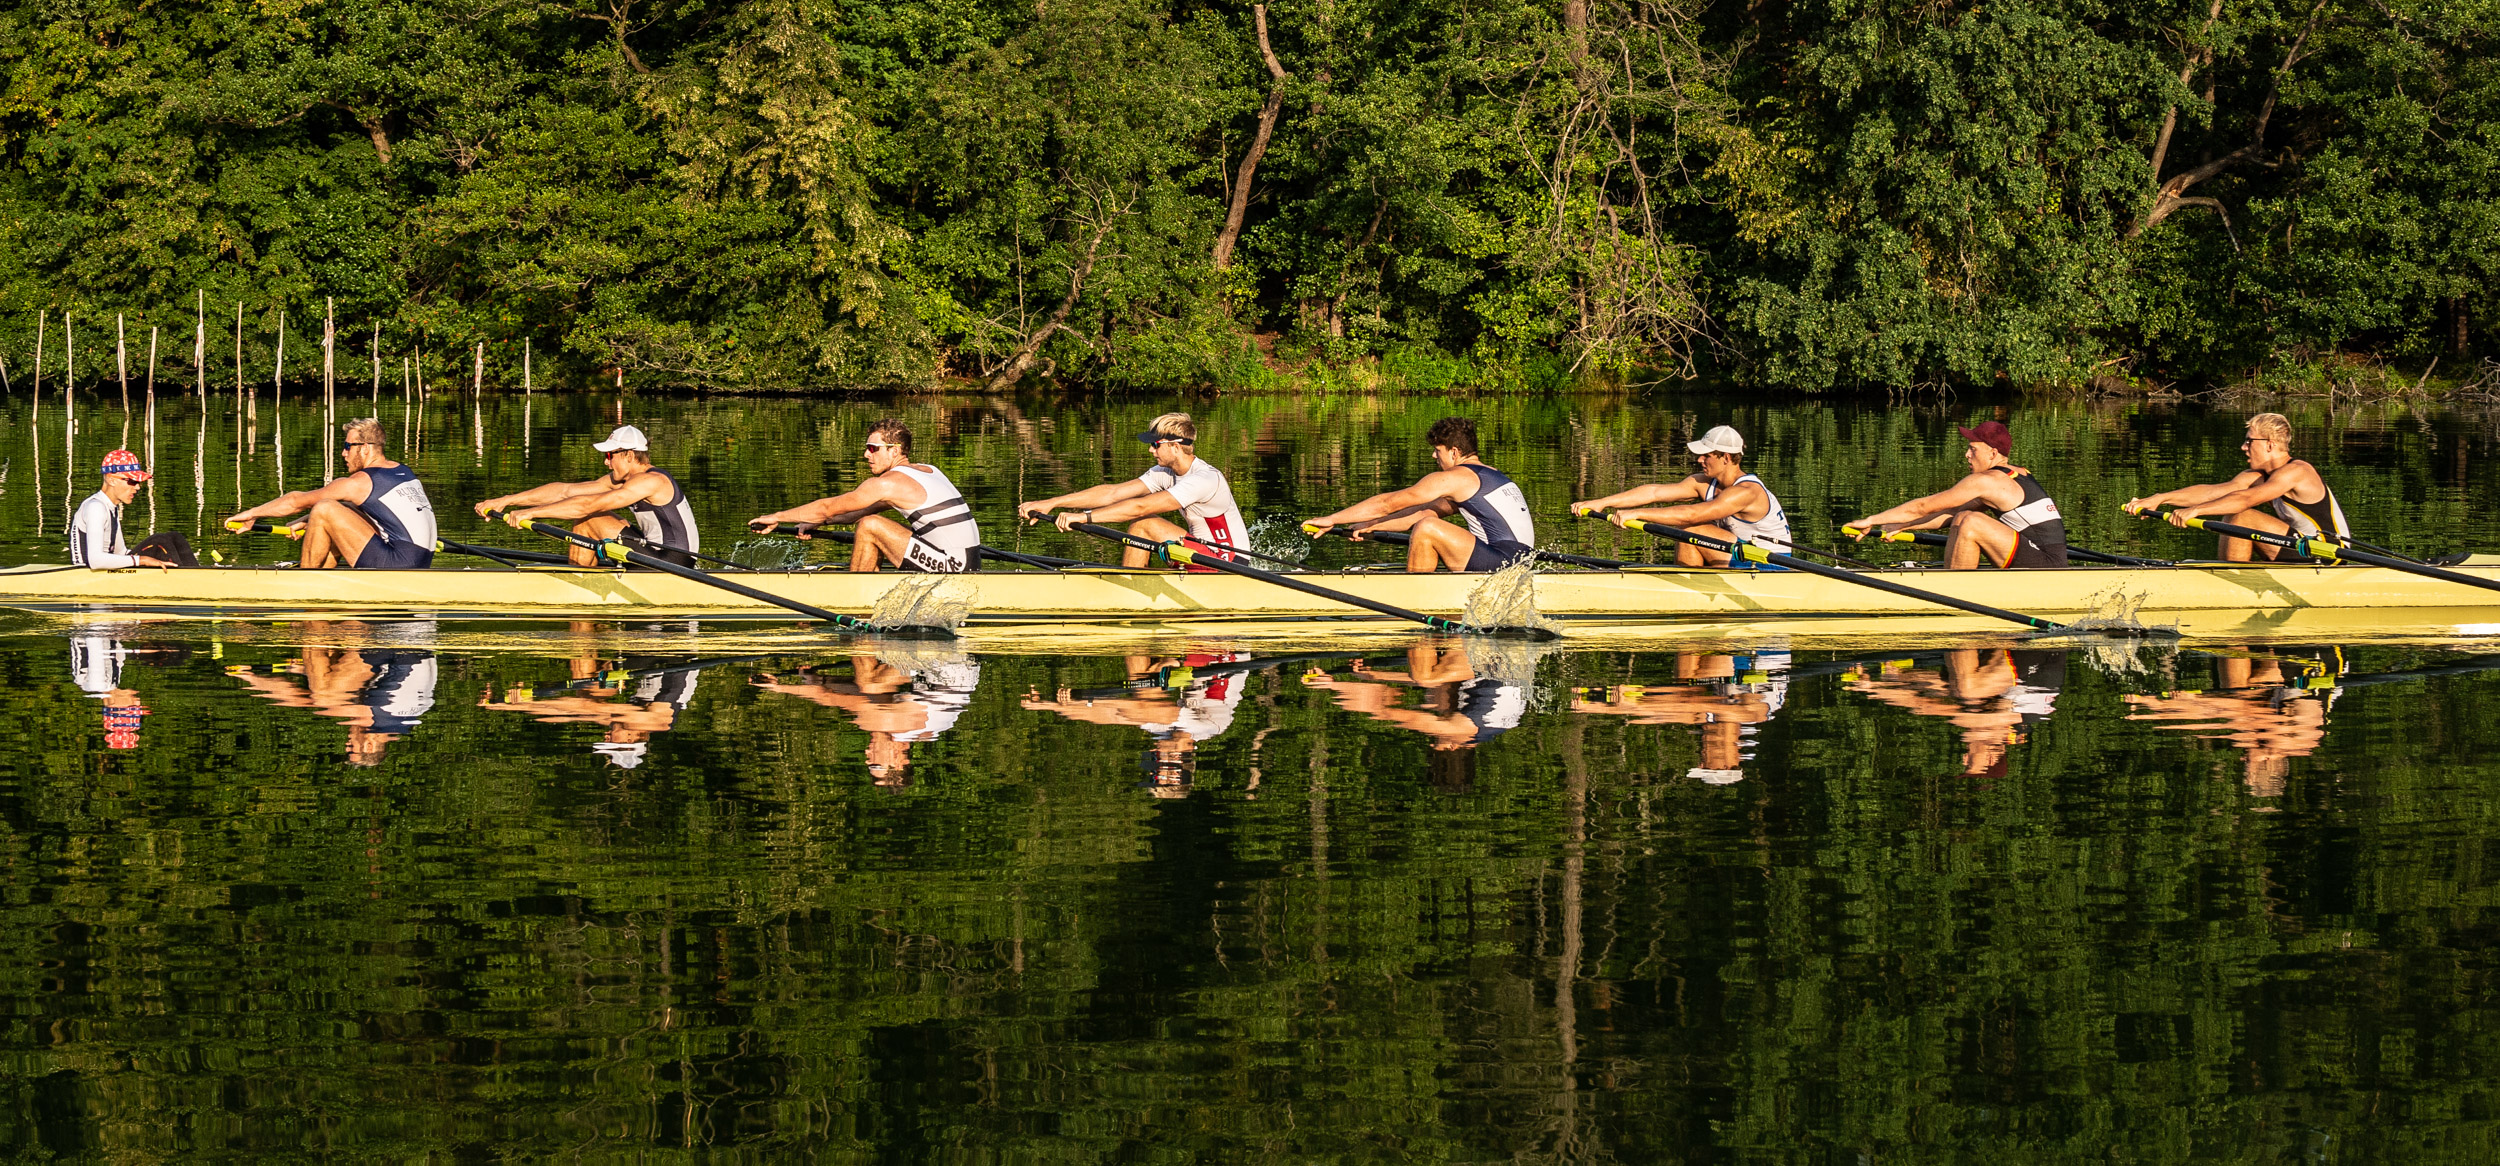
[2123,471,2262,516]
[2168,466,2311,522]
[1018,479,1154,524]
[1845,472,2012,537]
[505,471,669,527]
[475,478,607,518]
[1305,467,1475,535]
[1572,478,1703,516]
[750,474,919,533]
[225,471,375,530]
[1616,480,1760,528]
[1063,489,1182,529]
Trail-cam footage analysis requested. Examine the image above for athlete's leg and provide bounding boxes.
[1944,510,2021,568]
[1676,523,1737,567]
[300,499,378,568]
[1124,516,1189,569]
[566,516,628,568]
[2221,508,2292,562]
[853,513,913,572]
[1405,520,1476,572]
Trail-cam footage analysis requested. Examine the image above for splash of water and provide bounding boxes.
[867,574,974,630]
[724,537,811,571]
[875,641,975,677]
[1246,515,1314,567]
[2037,584,2178,640]
[1460,635,1562,710]
[1459,554,1558,634]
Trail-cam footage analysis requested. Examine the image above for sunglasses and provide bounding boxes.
[341,441,374,454]
[864,441,897,453]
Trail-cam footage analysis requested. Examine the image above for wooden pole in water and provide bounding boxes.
[234,301,246,419]
[146,327,158,530]
[64,311,75,529]
[30,310,41,401]
[472,340,484,462]
[194,290,205,401]
[523,338,532,467]
[323,298,335,480]
[370,321,380,405]
[116,313,130,448]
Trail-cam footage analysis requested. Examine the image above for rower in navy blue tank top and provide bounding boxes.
[1302,417,1538,573]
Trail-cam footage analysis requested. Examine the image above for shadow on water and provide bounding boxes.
[8,611,2500,1158]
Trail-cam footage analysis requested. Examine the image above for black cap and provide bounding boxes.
[1137,429,1192,447]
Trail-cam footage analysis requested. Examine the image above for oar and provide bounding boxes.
[496,512,956,637]
[226,518,305,537]
[2156,514,2500,597]
[1070,652,1362,699]
[1566,510,1882,570]
[528,654,769,699]
[1068,521,1558,639]
[1314,525,1631,570]
[763,522,1118,571]
[1860,527,2170,567]
[1618,517,2171,636]
[436,537,572,567]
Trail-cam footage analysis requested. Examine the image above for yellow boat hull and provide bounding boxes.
[5,559,2498,632]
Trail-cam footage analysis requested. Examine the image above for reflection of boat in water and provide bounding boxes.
[225,620,439,765]
[1023,654,1250,796]
[1843,648,2066,777]
[752,654,982,787]
[1573,651,1790,784]
[2124,646,2348,799]
[7,558,2500,635]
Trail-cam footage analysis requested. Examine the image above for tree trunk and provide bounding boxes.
[2131,0,2327,239]
[1212,6,1289,271]
[2456,297,2471,356]
[989,216,1113,391]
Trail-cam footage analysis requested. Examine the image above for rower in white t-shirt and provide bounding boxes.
[1018,412,1247,570]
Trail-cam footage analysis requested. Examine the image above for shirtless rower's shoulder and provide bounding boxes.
[477,425,697,569]
[224,418,436,570]
[2123,412,2350,562]
[1017,413,1246,571]
[749,418,980,573]
[1573,424,1791,569]
[1303,416,1535,573]
[1846,420,2069,569]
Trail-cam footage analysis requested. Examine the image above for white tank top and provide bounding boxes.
[890,464,981,556]
[1704,473,1791,551]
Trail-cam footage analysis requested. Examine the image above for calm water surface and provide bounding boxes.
[3,388,2500,1159]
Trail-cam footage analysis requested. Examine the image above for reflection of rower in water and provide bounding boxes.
[70,632,150,750]
[1300,644,1524,791]
[2123,647,2344,799]
[226,623,440,765]
[752,655,983,787]
[1021,654,1249,797]
[477,654,707,769]
[1844,648,2066,776]
[1572,651,1790,784]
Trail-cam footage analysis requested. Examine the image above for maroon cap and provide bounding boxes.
[1957,421,2012,454]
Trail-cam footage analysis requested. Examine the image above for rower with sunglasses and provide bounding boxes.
[224,417,438,568]
[1016,412,1246,569]
[748,417,982,572]
[477,424,700,568]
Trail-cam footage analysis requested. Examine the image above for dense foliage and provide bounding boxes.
[1,0,2494,390]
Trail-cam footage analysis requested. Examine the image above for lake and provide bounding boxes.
[2,386,2498,1160]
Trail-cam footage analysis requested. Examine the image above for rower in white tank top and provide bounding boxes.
[1704,473,1791,552]
[889,463,981,572]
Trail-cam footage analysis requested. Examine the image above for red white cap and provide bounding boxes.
[100,450,151,481]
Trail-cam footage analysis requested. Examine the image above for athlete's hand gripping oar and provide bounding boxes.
[1852,525,2169,567]
[1070,521,1558,639]
[494,511,956,638]
[225,518,305,538]
[2148,512,2500,597]
[1622,517,2172,637]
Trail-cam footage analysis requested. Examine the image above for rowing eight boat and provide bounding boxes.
[5,557,2498,629]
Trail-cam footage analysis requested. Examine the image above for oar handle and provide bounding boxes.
[1067,522,1534,637]
[225,518,303,537]
[1622,517,2073,633]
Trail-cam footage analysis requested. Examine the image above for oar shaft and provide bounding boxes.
[517,517,880,629]
[1875,527,2163,566]
[765,523,1109,570]
[1070,522,1478,633]
[1623,519,2067,632]
[2184,516,2500,596]
[1347,527,1628,569]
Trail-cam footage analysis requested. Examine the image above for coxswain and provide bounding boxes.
[1016,412,1246,569]
[748,418,980,572]
[475,424,698,568]
[2122,412,2350,560]
[73,449,194,568]
[223,418,436,569]
[1845,420,2068,568]
[1570,424,1791,567]
[1302,417,1535,572]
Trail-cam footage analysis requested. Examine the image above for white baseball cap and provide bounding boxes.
[1687,425,1745,456]
[592,741,649,768]
[592,425,650,452]
[1687,767,1746,785]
